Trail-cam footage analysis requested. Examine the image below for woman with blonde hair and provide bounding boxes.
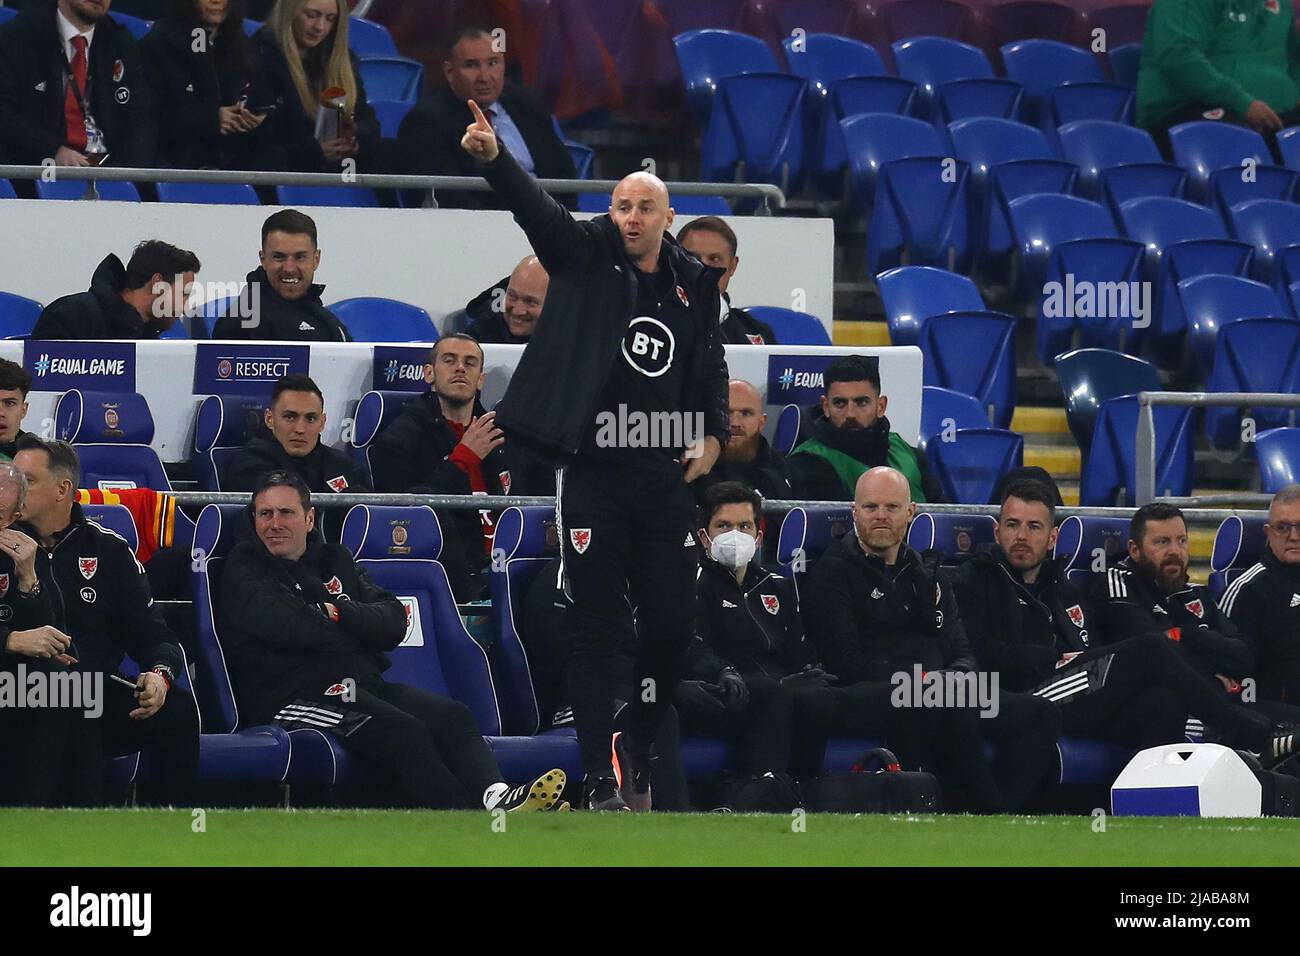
[253,0,382,171]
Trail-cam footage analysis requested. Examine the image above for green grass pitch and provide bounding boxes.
[3,809,1300,866]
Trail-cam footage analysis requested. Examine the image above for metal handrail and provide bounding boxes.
[0,164,787,210]
[1135,391,1300,505]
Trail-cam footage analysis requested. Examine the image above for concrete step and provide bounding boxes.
[1024,445,1081,479]
[1011,405,1069,437]
[833,320,890,347]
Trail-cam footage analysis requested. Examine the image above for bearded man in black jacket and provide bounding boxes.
[219,470,567,812]
[462,98,729,811]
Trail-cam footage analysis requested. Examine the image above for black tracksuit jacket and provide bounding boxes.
[212,268,353,342]
[32,255,164,340]
[222,434,370,496]
[1220,549,1300,702]
[951,544,1092,692]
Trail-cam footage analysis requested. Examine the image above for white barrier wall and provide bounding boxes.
[1,340,923,463]
[0,199,835,335]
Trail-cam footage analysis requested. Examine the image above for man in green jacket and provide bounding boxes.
[1137,0,1300,146]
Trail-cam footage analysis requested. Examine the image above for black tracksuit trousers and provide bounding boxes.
[557,457,698,776]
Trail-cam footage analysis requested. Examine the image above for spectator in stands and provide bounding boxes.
[0,0,157,172]
[11,437,200,805]
[33,239,199,340]
[0,360,33,461]
[218,469,568,811]
[397,25,576,209]
[223,373,368,497]
[1137,0,1300,152]
[1223,485,1300,705]
[251,0,381,173]
[692,380,793,505]
[368,334,506,600]
[787,355,941,504]
[1092,501,1300,754]
[954,479,1291,757]
[462,255,549,345]
[139,0,290,171]
[802,466,1062,812]
[677,218,776,345]
[213,209,353,341]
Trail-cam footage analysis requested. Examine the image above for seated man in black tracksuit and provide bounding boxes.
[368,334,506,601]
[463,255,550,345]
[11,437,199,806]
[1222,484,1300,703]
[212,210,352,342]
[788,355,941,504]
[218,469,565,812]
[692,380,794,507]
[676,218,776,345]
[954,480,1292,759]
[1090,501,1300,758]
[802,465,1061,813]
[683,481,867,788]
[32,240,200,340]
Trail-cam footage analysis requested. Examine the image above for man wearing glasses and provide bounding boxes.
[1222,485,1300,705]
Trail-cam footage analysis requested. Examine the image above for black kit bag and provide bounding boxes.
[1235,750,1300,816]
[800,748,942,813]
[714,771,802,812]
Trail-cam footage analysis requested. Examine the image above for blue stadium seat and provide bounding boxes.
[36,179,140,201]
[1001,39,1106,126]
[1226,198,1300,292]
[891,36,1020,123]
[1006,192,1116,298]
[156,182,259,205]
[370,98,415,139]
[0,291,41,338]
[772,403,802,456]
[867,156,972,274]
[1209,512,1268,601]
[341,504,502,735]
[111,12,151,40]
[190,503,348,788]
[1115,196,1252,366]
[0,8,15,24]
[0,179,15,199]
[925,428,1024,504]
[326,297,437,343]
[82,502,139,550]
[839,112,944,210]
[776,505,853,598]
[1040,236,1146,364]
[1079,395,1194,506]
[739,306,829,345]
[347,16,398,56]
[918,385,989,452]
[1057,120,1185,208]
[1175,274,1291,380]
[565,140,595,179]
[783,33,886,168]
[919,310,1017,428]
[275,185,379,207]
[1276,125,1300,173]
[1044,82,1135,131]
[816,76,919,192]
[349,389,418,477]
[673,29,782,125]
[1203,319,1300,449]
[948,117,1072,267]
[1107,42,1141,87]
[1255,425,1300,490]
[1169,121,1286,205]
[700,73,807,193]
[877,265,985,346]
[192,393,267,492]
[1054,514,1131,576]
[1055,347,1161,456]
[55,389,171,491]
[357,56,424,102]
[243,17,261,35]
[907,512,997,561]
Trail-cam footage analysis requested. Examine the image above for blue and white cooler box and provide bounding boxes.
[1110,743,1262,817]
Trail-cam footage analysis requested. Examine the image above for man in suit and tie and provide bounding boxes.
[397,25,576,210]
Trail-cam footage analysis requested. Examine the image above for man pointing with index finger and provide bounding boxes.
[461,97,730,811]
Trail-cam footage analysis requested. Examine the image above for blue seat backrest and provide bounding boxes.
[925,427,1024,504]
[342,504,501,735]
[877,265,985,346]
[327,297,437,343]
[1204,319,1300,449]
[1080,395,1194,505]
[919,310,1017,429]
[56,389,155,444]
[1255,427,1300,493]
[82,503,140,553]
[948,117,1053,180]
[919,385,988,451]
[1054,515,1131,573]
[191,504,248,733]
[0,291,42,338]
[193,393,266,453]
[1054,347,1161,452]
[673,29,782,122]
[906,512,997,562]
[776,506,853,597]
[740,306,830,345]
[348,16,398,56]
[351,389,419,450]
[1211,513,1269,603]
[773,403,802,456]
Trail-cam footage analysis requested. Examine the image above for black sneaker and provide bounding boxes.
[582,774,630,811]
[1262,725,1300,769]
[495,769,567,812]
[611,731,652,812]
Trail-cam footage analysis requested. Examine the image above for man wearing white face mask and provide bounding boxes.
[683,481,927,789]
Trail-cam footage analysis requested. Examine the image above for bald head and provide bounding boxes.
[852,466,915,561]
[725,379,766,463]
[503,255,549,339]
[610,171,675,272]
